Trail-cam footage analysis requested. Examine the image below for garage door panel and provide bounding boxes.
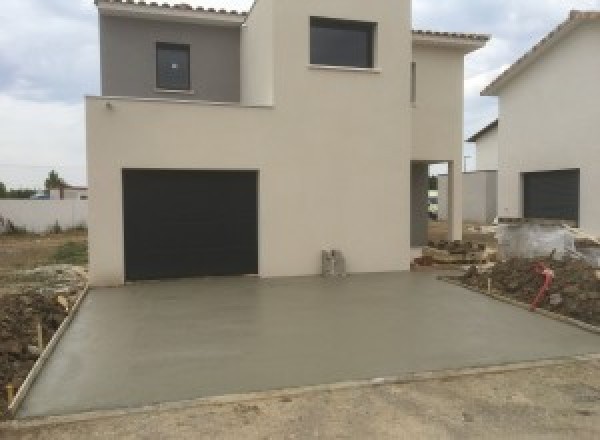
[123,170,258,281]
[523,169,579,223]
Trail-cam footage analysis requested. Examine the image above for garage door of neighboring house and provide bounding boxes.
[123,170,259,281]
[523,169,580,224]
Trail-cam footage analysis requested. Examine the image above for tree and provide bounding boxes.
[45,170,67,190]
[0,181,6,198]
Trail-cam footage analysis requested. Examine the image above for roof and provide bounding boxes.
[412,29,490,52]
[96,1,490,46]
[483,10,600,96]
[95,0,247,25]
[467,119,498,143]
[412,29,490,43]
[95,0,246,16]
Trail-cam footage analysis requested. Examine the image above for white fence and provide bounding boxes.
[0,200,88,234]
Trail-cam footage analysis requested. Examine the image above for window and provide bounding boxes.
[156,43,190,90]
[410,62,417,104]
[310,17,375,68]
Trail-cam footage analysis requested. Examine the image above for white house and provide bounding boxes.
[482,10,600,235]
[87,0,488,286]
[467,119,498,172]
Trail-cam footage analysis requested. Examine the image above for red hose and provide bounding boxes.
[530,262,555,311]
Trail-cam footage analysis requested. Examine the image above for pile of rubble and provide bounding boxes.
[419,241,492,265]
[0,293,68,419]
[460,257,600,326]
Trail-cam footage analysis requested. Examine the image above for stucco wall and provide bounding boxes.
[410,43,467,240]
[100,15,241,102]
[0,200,87,234]
[241,0,274,105]
[475,125,498,171]
[497,22,600,236]
[438,171,497,224]
[87,0,413,286]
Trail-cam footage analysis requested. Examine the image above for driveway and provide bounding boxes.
[18,272,600,418]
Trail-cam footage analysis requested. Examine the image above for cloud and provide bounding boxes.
[0,94,86,188]
[1,0,600,185]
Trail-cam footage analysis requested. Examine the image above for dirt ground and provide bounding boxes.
[0,231,87,297]
[0,231,88,419]
[458,257,600,326]
[428,221,497,248]
[3,360,599,440]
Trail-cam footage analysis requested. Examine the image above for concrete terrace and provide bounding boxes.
[18,272,600,418]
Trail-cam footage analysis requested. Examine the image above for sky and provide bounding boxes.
[0,0,599,188]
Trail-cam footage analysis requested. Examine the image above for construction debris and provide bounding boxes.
[458,257,600,326]
[0,293,68,419]
[422,241,491,265]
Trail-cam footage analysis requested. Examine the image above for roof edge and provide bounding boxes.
[95,0,247,25]
[466,119,498,143]
[412,30,490,52]
[482,10,600,96]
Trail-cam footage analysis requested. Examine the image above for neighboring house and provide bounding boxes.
[49,186,89,201]
[468,119,498,172]
[438,120,499,224]
[87,0,488,286]
[482,10,600,235]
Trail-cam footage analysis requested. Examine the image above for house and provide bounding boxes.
[468,119,498,172]
[87,0,488,286]
[49,186,89,201]
[437,120,498,224]
[482,10,600,234]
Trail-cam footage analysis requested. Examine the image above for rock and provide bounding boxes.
[27,345,41,356]
[563,285,580,296]
[549,294,563,306]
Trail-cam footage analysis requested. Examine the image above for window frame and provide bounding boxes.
[155,42,191,91]
[310,17,376,69]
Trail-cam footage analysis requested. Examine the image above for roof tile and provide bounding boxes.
[95,0,247,16]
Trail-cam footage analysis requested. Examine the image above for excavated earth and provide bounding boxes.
[458,257,600,327]
[0,266,85,420]
[0,294,67,420]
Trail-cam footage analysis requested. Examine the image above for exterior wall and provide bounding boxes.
[0,200,87,234]
[438,171,497,224]
[475,126,498,171]
[100,16,241,102]
[410,162,429,246]
[411,45,464,164]
[497,22,600,236]
[88,0,412,286]
[241,0,274,105]
[411,44,466,240]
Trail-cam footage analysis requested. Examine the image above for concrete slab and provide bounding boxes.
[18,272,599,418]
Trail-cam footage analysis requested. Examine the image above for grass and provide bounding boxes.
[50,241,88,265]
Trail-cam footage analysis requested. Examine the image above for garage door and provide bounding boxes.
[123,170,258,281]
[523,169,579,223]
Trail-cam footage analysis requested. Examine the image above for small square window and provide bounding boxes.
[156,43,190,90]
[310,17,375,68]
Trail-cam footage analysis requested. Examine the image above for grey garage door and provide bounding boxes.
[523,169,579,224]
[123,170,258,281]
